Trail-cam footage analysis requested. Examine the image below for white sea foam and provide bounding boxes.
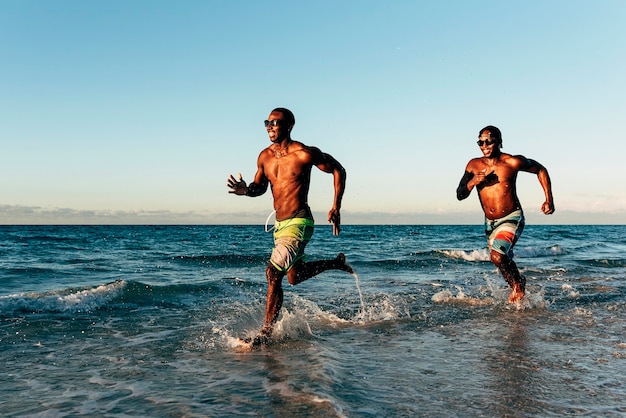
[432,284,549,310]
[440,245,566,261]
[289,295,350,326]
[439,248,490,262]
[431,286,495,306]
[561,283,580,298]
[511,286,550,310]
[216,291,410,351]
[573,306,594,317]
[273,306,315,340]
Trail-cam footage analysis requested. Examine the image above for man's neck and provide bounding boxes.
[272,138,292,158]
[274,138,292,149]
[483,150,501,162]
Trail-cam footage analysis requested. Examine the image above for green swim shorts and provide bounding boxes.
[269,217,315,272]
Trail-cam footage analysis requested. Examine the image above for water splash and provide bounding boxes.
[351,272,366,322]
[432,286,495,306]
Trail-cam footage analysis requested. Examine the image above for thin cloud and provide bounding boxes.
[1,205,624,225]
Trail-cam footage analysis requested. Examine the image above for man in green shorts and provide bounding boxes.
[227,107,353,348]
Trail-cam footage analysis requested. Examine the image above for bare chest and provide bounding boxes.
[264,155,305,184]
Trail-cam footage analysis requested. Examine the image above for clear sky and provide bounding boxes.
[1,1,625,225]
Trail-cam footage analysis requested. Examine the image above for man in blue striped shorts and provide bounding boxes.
[457,126,555,303]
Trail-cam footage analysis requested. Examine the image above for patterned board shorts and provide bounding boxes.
[485,209,525,258]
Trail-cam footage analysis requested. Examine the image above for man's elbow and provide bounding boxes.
[335,165,346,181]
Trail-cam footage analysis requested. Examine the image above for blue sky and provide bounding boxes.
[1,1,625,224]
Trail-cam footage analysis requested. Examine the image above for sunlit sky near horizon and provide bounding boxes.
[1,1,625,224]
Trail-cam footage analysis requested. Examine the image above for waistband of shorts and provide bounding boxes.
[485,209,524,227]
[275,217,315,229]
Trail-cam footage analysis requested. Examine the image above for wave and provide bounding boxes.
[439,245,566,262]
[0,280,128,315]
[173,254,269,267]
[438,248,491,262]
[578,258,626,269]
[0,278,263,316]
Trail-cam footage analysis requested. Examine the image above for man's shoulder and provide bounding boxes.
[291,141,325,159]
[466,157,483,169]
[290,140,308,151]
[292,140,320,153]
[500,153,526,166]
[258,147,274,159]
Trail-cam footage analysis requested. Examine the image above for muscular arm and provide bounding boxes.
[312,148,346,235]
[247,156,270,196]
[227,152,269,197]
[518,157,555,214]
[456,171,475,200]
[456,160,493,201]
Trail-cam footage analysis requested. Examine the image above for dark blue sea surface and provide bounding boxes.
[1,225,625,416]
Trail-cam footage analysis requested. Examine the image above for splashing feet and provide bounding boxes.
[509,282,525,303]
[236,330,270,352]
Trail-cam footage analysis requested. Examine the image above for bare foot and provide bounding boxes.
[251,333,269,348]
[237,332,269,351]
[234,337,255,353]
[337,253,354,274]
[509,282,525,303]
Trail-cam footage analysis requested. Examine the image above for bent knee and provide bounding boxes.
[286,269,299,285]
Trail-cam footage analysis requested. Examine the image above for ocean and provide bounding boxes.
[1,224,625,417]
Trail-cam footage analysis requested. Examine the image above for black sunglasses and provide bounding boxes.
[477,138,498,146]
[264,120,283,127]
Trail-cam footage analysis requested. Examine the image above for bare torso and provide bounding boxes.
[466,153,523,220]
[258,141,319,221]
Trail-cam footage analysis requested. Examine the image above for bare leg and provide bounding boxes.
[490,250,525,303]
[248,254,352,348]
[247,265,285,347]
[287,253,353,285]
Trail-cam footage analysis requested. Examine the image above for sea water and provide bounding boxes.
[1,224,625,417]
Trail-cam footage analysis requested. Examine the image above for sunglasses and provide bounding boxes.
[264,119,283,127]
[477,138,498,146]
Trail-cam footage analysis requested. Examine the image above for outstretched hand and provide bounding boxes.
[328,208,341,236]
[227,173,248,195]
